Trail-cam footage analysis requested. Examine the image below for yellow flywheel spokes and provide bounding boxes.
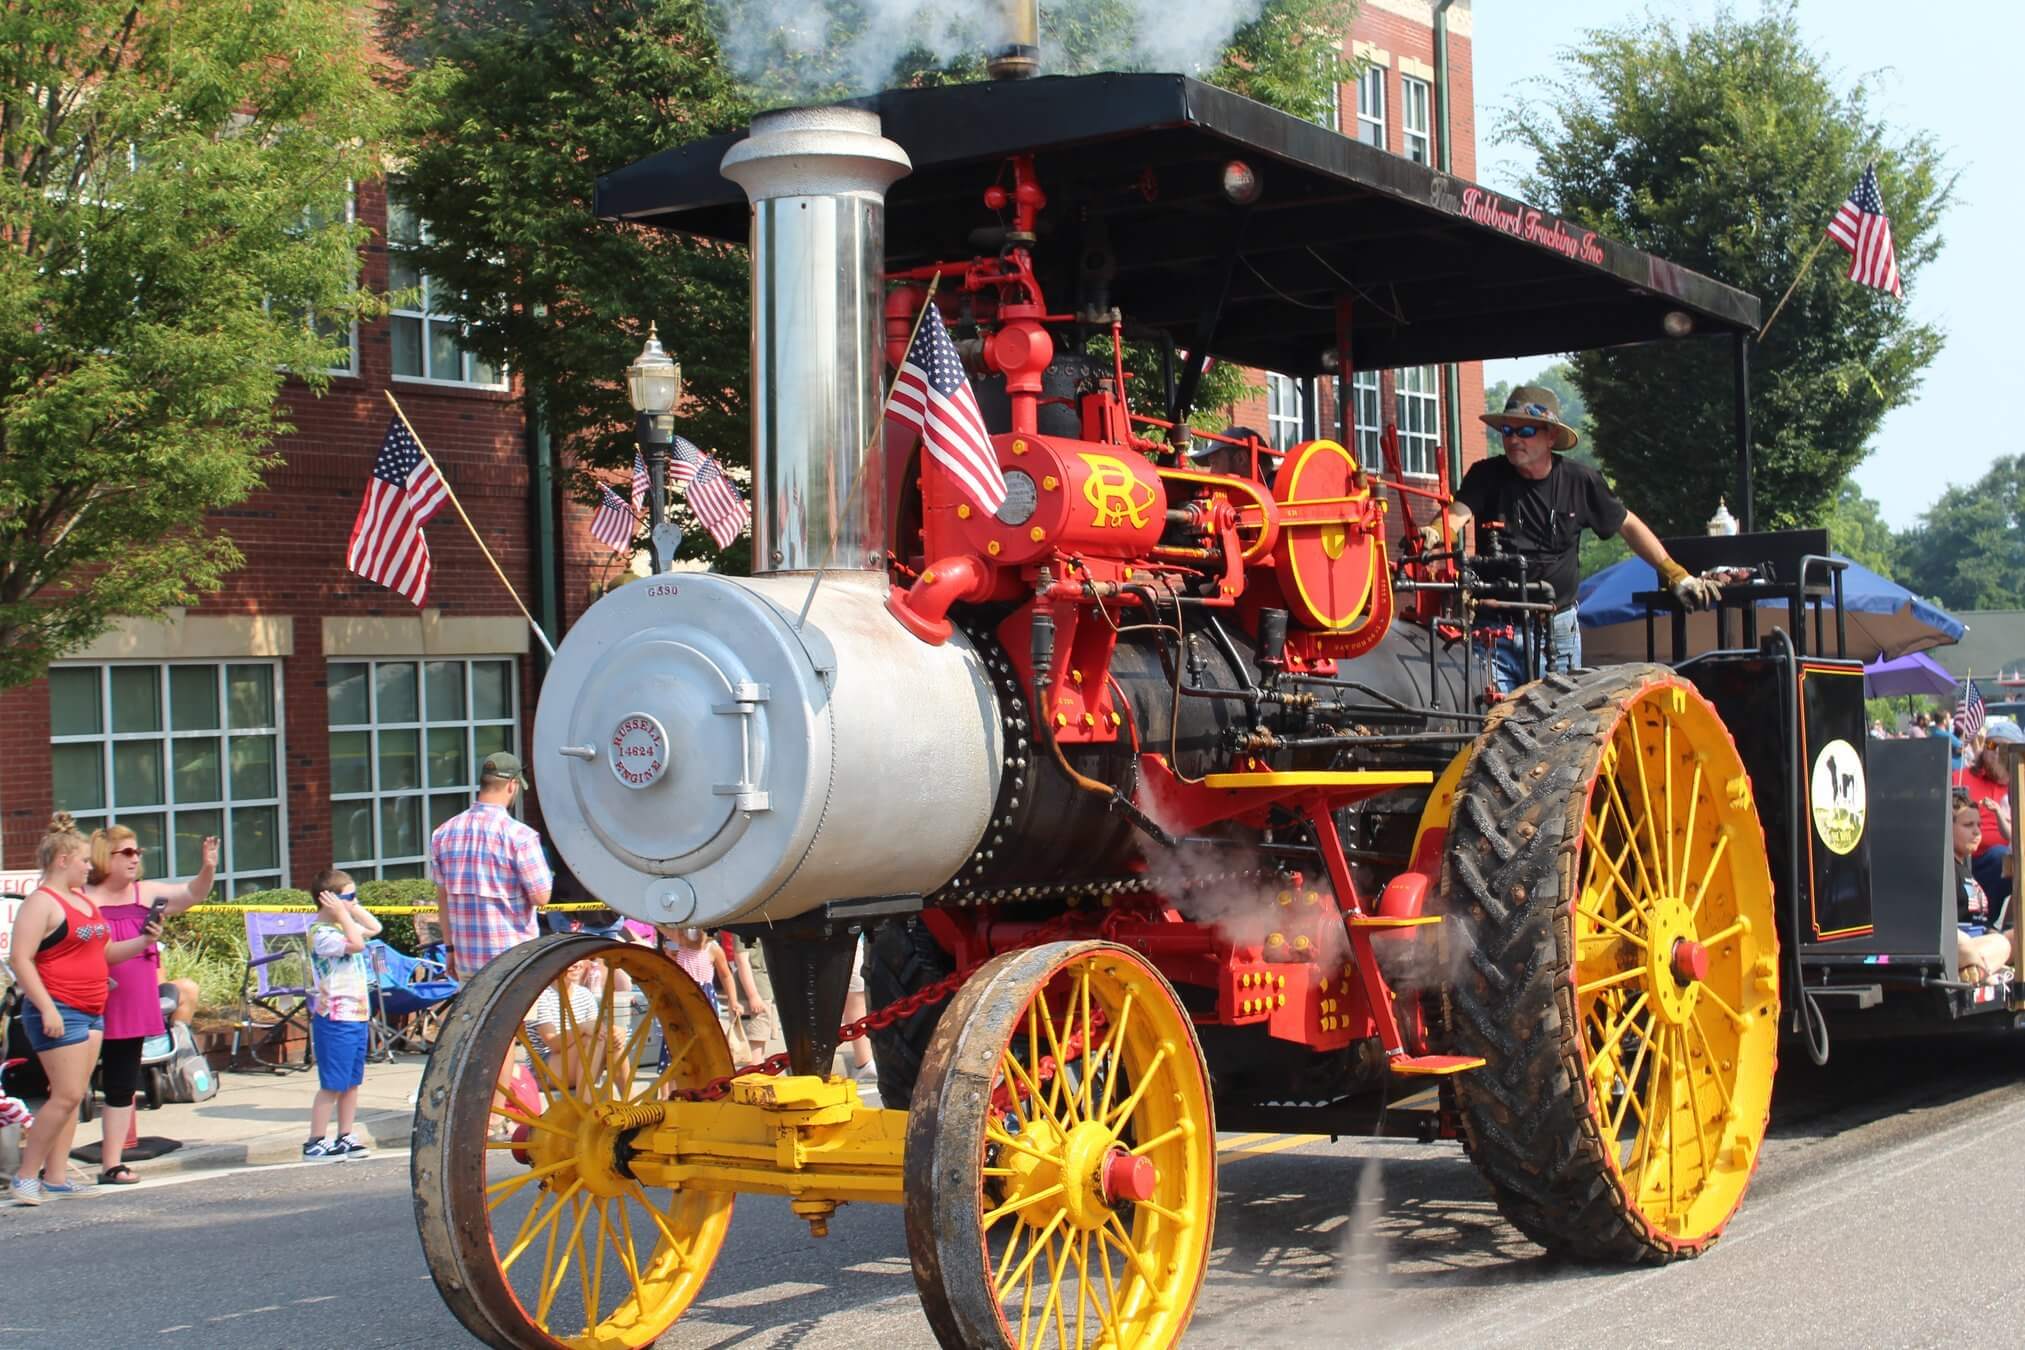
[414,934,735,1350]
[1573,682,1779,1248]
[906,942,1216,1350]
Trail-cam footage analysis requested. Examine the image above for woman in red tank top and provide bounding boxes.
[7,815,159,1206]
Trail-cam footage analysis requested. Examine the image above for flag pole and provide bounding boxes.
[384,391,558,660]
[1756,231,1833,344]
[794,272,945,631]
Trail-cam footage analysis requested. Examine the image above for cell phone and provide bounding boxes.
[145,895,168,928]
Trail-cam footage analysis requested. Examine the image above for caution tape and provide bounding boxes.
[181,901,612,916]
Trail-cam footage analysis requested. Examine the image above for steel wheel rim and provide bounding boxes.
[415,935,734,1349]
[1573,681,1778,1247]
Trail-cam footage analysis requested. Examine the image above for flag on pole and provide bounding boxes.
[589,483,638,554]
[888,304,1007,513]
[1826,164,1903,299]
[1956,678,1986,740]
[687,454,749,550]
[630,451,651,512]
[669,435,705,486]
[346,417,448,606]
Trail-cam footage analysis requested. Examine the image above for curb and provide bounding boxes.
[128,1104,419,1178]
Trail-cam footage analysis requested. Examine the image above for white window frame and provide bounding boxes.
[47,661,289,899]
[1315,51,1342,131]
[1266,372,1306,452]
[326,657,521,880]
[269,184,359,378]
[385,188,507,390]
[1356,67,1386,149]
[1350,369,1383,469]
[1402,76,1433,166]
[1395,365,1442,478]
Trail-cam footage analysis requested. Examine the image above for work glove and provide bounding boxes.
[1414,522,1446,554]
[1660,560,1723,611]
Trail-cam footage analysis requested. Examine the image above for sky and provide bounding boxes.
[1468,0,2023,530]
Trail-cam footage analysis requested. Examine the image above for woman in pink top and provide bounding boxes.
[80,825,216,1185]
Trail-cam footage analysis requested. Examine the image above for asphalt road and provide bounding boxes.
[8,1033,2025,1349]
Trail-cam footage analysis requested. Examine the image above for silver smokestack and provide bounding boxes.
[720,108,911,572]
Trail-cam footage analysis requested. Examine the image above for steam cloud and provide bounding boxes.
[706,0,1279,106]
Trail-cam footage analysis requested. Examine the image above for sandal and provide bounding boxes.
[98,1165,140,1185]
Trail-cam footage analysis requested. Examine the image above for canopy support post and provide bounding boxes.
[1734,332,1754,533]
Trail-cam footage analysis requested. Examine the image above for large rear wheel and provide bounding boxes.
[1442,666,1779,1262]
[905,941,1216,1348]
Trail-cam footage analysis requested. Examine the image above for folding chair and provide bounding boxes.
[366,940,459,1061]
[235,911,317,1072]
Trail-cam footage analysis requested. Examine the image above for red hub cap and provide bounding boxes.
[1671,938,1710,986]
[1101,1149,1157,1204]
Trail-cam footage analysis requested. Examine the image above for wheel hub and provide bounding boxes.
[1646,897,1704,1025]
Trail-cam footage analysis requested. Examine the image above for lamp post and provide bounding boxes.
[626,322,682,573]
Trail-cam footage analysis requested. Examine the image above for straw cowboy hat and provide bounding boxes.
[1481,384,1580,452]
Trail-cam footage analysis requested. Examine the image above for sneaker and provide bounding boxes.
[40,1179,84,1195]
[302,1138,339,1161]
[330,1133,371,1160]
[10,1177,43,1206]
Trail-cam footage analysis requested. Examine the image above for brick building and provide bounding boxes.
[0,179,609,893]
[1222,0,1486,500]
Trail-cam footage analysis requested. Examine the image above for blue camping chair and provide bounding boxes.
[235,911,316,1072]
[366,940,459,1061]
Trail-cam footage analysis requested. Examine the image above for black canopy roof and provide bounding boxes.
[597,72,1760,377]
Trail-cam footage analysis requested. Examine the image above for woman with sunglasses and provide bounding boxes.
[79,825,217,1185]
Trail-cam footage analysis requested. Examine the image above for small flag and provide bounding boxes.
[888,304,1007,513]
[630,451,650,512]
[669,435,705,486]
[345,417,448,606]
[589,483,638,554]
[1826,164,1902,299]
[1956,678,1986,740]
[687,454,749,550]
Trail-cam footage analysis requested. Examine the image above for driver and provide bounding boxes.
[1419,385,1721,692]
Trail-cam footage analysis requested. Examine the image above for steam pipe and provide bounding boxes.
[988,0,1040,80]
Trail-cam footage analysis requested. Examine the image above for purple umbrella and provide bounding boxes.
[1863,651,1960,697]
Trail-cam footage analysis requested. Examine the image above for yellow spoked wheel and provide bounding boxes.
[412,934,735,1348]
[1443,666,1778,1262]
[904,941,1216,1348]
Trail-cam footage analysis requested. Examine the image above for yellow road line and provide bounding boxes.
[1214,1132,1279,1152]
[1220,1134,1324,1159]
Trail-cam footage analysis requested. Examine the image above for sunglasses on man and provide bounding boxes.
[1499,424,1542,439]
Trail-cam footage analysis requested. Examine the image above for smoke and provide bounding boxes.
[704,0,1278,107]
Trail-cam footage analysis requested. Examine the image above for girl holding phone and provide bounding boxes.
[80,824,217,1185]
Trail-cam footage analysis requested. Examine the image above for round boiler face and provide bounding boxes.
[996,468,1040,526]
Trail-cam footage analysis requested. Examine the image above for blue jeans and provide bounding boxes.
[1484,604,1582,694]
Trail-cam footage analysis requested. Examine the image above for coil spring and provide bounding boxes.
[597,1101,672,1130]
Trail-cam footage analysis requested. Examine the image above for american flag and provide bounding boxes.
[630,450,650,512]
[1826,164,1903,299]
[589,483,638,554]
[345,417,448,606]
[888,304,1007,513]
[686,453,748,550]
[1956,678,1986,740]
[669,435,705,486]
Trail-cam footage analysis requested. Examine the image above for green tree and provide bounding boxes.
[0,3,394,689]
[1897,456,2025,610]
[1821,480,1900,577]
[1510,4,1950,535]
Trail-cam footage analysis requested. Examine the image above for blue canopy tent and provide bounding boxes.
[1575,554,1964,665]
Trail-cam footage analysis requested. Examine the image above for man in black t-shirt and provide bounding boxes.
[1419,385,1720,692]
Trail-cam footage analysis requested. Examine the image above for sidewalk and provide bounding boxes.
[1,1054,427,1186]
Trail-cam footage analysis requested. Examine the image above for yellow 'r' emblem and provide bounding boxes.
[1080,453,1155,529]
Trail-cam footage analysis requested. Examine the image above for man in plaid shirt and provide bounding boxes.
[431,752,554,979]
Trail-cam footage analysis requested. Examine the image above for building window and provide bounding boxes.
[1266,372,1306,452]
[1355,67,1386,148]
[48,663,287,897]
[1395,365,1442,477]
[327,658,519,880]
[1351,369,1383,468]
[272,187,358,376]
[386,190,505,389]
[1402,76,1433,165]
[1315,51,1342,131]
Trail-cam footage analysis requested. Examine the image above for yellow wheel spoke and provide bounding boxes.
[1577,899,1649,951]
[1688,1010,1736,1114]
[1028,1225,1072,1350]
[1104,1045,1170,1128]
[983,1182,1067,1230]
[988,1123,1063,1167]
[1127,1120,1191,1157]
[1588,991,1650,1094]
[1095,990,1137,1123]
[1689,834,1731,919]
[501,1176,580,1275]
[1582,815,1652,920]
[1603,744,1657,899]
[491,1103,569,1137]
[1608,1012,1656,1142]
[997,1210,1067,1302]
[487,1157,574,1205]
[1576,966,1645,997]
[1679,761,1704,902]
[574,1193,603,1330]
[1133,1197,1192,1227]
[1096,1222,1120,1335]
[612,1192,651,1313]
[501,1180,561,1270]
[1682,1030,1714,1194]
[1627,718,1669,896]
[1633,1026,1670,1191]
[535,1187,596,1324]
[1077,964,1097,1122]
[1035,988,1073,1123]
[1699,916,1748,948]
[1072,1229,1094,1350]
[515,1026,570,1104]
[590,976,618,1101]
[996,1220,1028,1289]
[1001,1052,1066,1134]
[1101,1215,1162,1290]
[624,1179,694,1265]
[1696,980,1754,1032]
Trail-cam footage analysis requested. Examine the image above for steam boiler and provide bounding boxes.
[412,53,1783,1350]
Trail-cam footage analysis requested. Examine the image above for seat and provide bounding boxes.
[366,939,459,1061]
[234,911,317,1072]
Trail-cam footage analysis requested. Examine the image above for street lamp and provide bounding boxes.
[626,322,682,573]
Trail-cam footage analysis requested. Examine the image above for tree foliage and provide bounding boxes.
[1821,479,1899,577]
[1511,4,1950,536]
[1897,456,2025,610]
[0,2,394,689]
[384,0,1355,555]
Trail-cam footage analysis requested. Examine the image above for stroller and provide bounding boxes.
[366,940,458,1061]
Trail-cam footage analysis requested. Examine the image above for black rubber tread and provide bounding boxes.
[1438,664,1747,1265]
[863,918,956,1109]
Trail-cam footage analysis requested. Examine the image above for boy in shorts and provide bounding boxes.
[303,869,382,1159]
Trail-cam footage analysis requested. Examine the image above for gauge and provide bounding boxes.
[995,468,1039,526]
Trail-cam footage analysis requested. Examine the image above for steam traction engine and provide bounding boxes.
[412,84,1781,1349]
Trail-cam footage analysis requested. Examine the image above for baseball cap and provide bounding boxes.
[1983,720,2023,745]
[481,751,527,785]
